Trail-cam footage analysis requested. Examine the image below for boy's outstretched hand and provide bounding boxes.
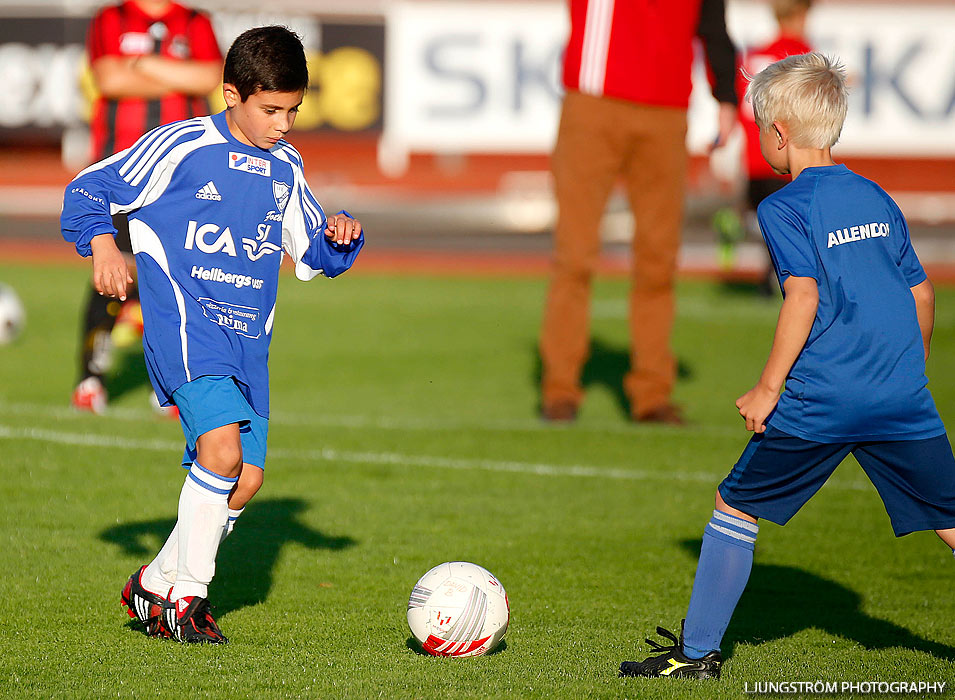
[90,233,133,301]
[735,383,779,433]
[325,214,362,246]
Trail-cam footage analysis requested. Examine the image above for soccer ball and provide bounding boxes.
[0,283,25,345]
[407,561,509,657]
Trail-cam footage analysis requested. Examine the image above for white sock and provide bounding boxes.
[142,502,245,593]
[141,524,178,595]
[221,507,245,543]
[169,461,236,601]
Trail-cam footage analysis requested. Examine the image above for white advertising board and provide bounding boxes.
[381,0,955,169]
[723,0,955,157]
[379,0,567,172]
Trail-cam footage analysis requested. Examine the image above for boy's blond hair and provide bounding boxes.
[746,52,848,149]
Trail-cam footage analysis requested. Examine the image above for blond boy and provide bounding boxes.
[620,53,955,679]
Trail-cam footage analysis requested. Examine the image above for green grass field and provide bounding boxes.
[1,261,954,699]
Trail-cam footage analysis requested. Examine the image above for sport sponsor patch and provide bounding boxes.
[241,223,282,261]
[190,265,264,290]
[198,297,263,339]
[228,152,271,176]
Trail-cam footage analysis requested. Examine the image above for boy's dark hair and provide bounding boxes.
[223,26,309,101]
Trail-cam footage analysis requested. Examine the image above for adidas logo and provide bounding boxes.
[195,181,222,201]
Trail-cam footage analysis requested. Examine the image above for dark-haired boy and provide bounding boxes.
[62,26,364,643]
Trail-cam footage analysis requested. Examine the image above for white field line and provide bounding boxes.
[0,423,874,492]
[0,423,708,482]
[0,400,741,437]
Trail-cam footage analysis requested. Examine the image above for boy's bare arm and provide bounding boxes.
[910,278,935,361]
[92,56,221,99]
[134,55,222,96]
[736,275,818,433]
[90,233,133,301]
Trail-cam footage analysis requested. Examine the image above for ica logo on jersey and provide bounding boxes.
[229,152,271,177]
[185,220,281,262]
[185,220,236,257]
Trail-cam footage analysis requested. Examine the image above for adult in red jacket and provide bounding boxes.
[72,0,221,414]
[540,0,739,424]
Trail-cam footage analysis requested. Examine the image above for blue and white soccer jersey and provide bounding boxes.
[61,110,363,419]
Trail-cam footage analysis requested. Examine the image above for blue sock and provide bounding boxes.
[682,509,759,659]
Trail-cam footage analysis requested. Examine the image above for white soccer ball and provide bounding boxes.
[407,561,509,657]
[0,283,25,345]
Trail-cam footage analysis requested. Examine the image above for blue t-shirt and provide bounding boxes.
[758,164,943,442]
[61,111,364,418]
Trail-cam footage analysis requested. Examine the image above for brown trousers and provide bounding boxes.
[540,91,688,415]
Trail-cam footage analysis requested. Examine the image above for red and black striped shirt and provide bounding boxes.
[87,0,221,160]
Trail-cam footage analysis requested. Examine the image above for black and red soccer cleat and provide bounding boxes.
[120,565,170,638]
[619,622,722,679]
[162,596,228,644]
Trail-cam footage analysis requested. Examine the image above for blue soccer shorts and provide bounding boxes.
[718,426,955,536]
[172,375,268,470]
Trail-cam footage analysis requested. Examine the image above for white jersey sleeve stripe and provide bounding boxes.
[113,126,226,213]
[302,184,322,231]
[273,147,327,280]
[128,219,192,382]
[71,145,134,181]
[73,121,197,184]
[119,120,196,178]
[277,144,302,168]
[118,121,177,178]
[287,146,324,231]
[126,124,206,187]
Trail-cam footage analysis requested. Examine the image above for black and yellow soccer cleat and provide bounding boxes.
[619,622,722,679]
